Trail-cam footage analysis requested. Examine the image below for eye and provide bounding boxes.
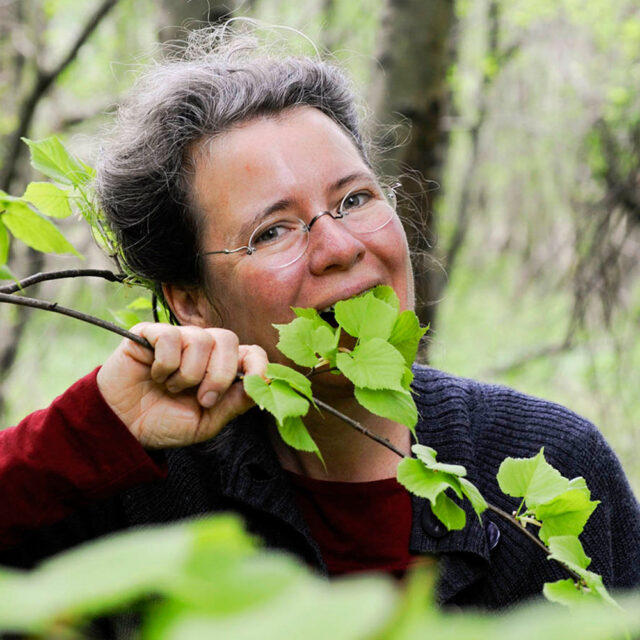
[341,190,373,212]
[251,218,299,247]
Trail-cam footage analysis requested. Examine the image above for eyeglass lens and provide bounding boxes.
[247,184,397,269]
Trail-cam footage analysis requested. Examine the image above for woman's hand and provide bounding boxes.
[96,323,267,448]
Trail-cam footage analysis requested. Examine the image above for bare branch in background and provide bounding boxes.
[0,0,119,191]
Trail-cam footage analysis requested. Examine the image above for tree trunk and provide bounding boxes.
[369,0,456,333]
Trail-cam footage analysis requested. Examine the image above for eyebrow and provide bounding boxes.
[234,170,376,244]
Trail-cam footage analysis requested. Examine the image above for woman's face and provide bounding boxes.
[191,106,414,365]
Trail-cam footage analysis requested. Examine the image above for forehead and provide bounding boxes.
[190,107,371,235]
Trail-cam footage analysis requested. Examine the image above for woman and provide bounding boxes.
[2,25,639,608]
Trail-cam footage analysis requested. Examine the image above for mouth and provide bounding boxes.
[319,305,338,327]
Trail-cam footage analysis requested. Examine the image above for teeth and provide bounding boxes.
[320,305,335,314]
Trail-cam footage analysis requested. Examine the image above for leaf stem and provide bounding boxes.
[0,292,151,349]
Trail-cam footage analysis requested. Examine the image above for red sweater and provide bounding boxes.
[0,369,165,547]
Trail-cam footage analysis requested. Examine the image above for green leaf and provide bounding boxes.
[547,535,591,573]
[127,297,153,310]
[412,444,467,477]
[431,491,467,531]
[0,519,196,630]
[274,317,322,368]
[371,284,400,310]
[396,457,454,502]
[401,366,414,390]
[1,198,80,256]
[546,537,619,608]
[354,387,418,433]
[22,136,94,187]
[535,488,599,545]
[543,579,592,607]
[336,338,405,390]
[389,311,428,367]
[243,376,309,425]
[110,309,143,329]
[0,264,16,281]
[145,568,396,640]
[277,416,321,458]
[266,363,313,402]
[496,448,570,507]
[0,220,9,264]
[22,182,72,218]
[275,314,339,369]
[334,289,397,341]
[312,325,340,362]
[291,307,324,321]
[459,477,488,519]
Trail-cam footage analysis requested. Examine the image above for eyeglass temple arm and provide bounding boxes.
[200,246,253,257]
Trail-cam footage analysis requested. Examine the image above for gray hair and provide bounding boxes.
[95,24,372,302]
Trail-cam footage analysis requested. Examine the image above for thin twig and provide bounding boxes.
[486,503,582,582]
[0,269,126,294]
[0,292,150,349]
[312,397,407,458]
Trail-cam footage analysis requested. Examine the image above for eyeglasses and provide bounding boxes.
[199,182,400,269]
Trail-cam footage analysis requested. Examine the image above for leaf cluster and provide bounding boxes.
[497,448,612,606]
[397,445,487,531]
[0,137,90,280]
[243,286,427,460]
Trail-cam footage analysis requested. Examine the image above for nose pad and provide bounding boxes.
[306,214,365,273]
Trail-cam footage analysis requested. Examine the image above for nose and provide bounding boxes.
[306,213,365,275]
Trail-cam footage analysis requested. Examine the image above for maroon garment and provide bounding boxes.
[287,471,423,576]
[0,368,166,548]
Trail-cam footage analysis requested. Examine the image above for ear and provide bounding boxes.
[162,283,217,328]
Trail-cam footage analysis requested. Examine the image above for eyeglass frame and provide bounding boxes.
[197,181,401,268]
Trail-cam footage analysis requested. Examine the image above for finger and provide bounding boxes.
[238,344,269,378]
[164,328,215,393]
[131,323,182,384]
[203,344,269,415]
[196,329,241,408]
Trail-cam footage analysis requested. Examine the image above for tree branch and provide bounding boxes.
[312,397,407,458]
[0,291,150,349]
[486,503,582,582]
[0,269,126,294]
[0,0,120,190]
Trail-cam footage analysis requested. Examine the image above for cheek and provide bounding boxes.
[215,261,300,339]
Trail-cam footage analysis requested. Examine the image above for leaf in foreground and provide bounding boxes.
[0,516,253,632]
[145,571,396,640]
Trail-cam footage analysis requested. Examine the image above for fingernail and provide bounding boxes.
[202,391,219,408]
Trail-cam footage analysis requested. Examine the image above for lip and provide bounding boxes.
[313,282,384,312]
